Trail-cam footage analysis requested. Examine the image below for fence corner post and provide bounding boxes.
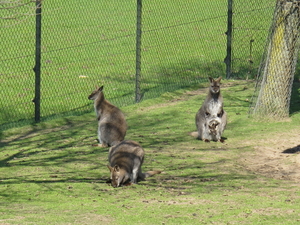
[224,0,233,79]
[135,0,142,103]
[34,0,42,122]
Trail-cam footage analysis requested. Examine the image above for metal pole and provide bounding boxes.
[33,0,42,122]
[224,0,233,79]
[135,0,142,103]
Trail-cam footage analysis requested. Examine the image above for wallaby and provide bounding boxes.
[195,77,227,142]
[107,140,161,187]
[88,85,127,147]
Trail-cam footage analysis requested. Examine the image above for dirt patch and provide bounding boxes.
[240,131,300,182]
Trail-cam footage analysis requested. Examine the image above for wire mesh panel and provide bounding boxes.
[141,1,227,100]
[250,0,300,118]
[0,1,37,128]
[2,1,282,129]
[1,0,229,130]
[1,0,137,130]
[231,0,275,79]
[40,0,137,116]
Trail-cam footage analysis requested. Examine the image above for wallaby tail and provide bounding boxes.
[139,170,161,180]
[189,131,198,138]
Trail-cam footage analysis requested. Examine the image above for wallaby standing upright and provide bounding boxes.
[107,140,161,187]
[195,77,227,142]
[88,85,127,147]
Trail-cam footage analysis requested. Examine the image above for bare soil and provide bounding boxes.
[240,131,300,182]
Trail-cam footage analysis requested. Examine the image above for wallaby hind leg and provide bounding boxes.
[218,111,227,143]
[97,126,102,144]
[92,127,104,146]
[97,125,109,147]
[197,123,205,140]
[221,111,227,134]
[131,167,139,184]
[131,158,142,184]
[201,122,213,142]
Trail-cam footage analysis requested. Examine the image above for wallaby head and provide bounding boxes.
[88,85,104,101]
[107,164,130,188]
[209,77,222,94]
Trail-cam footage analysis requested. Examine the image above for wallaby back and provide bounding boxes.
[195,77,227,142]
[88,86,127,147]
[107,140,161,187]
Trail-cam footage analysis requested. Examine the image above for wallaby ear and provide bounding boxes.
[114,165,120,172]
[208,77,214,83]
[216,77,222,82]
[98,86,104,92]
[107,165,113,172]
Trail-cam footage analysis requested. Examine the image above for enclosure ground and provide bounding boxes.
[240,131,300,182]
[0,80,299,224]
[187,86,300,184]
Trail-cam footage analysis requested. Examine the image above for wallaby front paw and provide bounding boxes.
[92,143,109,148]
[124,182,133,186]
[101,143,109,148]
[204,139,210,142]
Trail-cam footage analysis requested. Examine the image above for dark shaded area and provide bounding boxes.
[290,80,300,114]
[0,104,92,132]
[282,145,300,154]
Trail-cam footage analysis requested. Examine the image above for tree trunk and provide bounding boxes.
[252,0,300,118]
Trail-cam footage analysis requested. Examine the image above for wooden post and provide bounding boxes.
[135,0,142,103]
[33,0,42,122]
[225,0,233,79]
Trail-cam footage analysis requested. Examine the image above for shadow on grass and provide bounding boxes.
[0,104,92,132]
[0,116,105,169]
[0,109,258,202]
[282,145,300,154]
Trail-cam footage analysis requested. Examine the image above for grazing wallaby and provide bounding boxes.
[88,85,127,147]
[195,77,227,142]
[107,140,161,187]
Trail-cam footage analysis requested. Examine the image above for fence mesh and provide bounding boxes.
[249,0,300,118]
[1,0,277,130]
[231,0,274,79]
[1,1,36,128]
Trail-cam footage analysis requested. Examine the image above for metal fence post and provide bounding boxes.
[135,0,142,103]
[33,0,42,122]
[225,0,233,79]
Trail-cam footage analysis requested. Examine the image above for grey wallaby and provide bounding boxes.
[195,77,227,142]
[88,85,127,147]
[107,140,161,187]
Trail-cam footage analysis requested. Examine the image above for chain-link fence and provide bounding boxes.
[230,0,275,79]
[250,0,300,118]
[1,0,275,130]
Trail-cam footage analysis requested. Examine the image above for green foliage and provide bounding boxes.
[1,81,300,224]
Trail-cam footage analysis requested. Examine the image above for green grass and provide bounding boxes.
[1,80,300,224]
[0,0,275,130]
